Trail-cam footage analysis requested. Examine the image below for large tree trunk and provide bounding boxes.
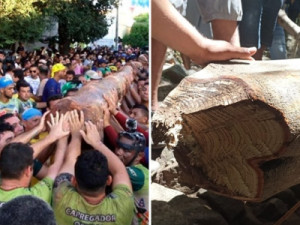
[52,63,140,124]
[152,59,300,202]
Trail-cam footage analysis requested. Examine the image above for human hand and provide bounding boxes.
[37,111,50,132]
[80,121,102,147]
[68,110,84,137]
[47,111,70,140]
[103,108,111,127]
[103,89,118,115]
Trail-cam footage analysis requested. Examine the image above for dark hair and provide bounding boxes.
[0,122,14,134]
[38,65,49,75]
[0,113,14,124]
[0,142,33,179]
[132,104,149,118]
[65,88,78,97]
[118,131,146,152]
[66,70,75,76]
[16,80,31,92]
[46,94,63,108]
[30,64,39,70]
[5,64,14,73]
[0,195,56,225]
[12,69,24,81]
[75,150,109,193]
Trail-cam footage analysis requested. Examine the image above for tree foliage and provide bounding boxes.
[0,0,117,52]
[45,0,117,53]
[123,13,149,48]
[0,0,46,48]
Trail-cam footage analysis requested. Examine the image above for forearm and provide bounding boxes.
[58,135,82,175]
[31,134,57,159]
[12,126,42,144]
[47,138,68,180]
[130,86,141,104]
[152,0,206,59]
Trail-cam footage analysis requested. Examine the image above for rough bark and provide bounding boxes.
[152,59,300,202]
[52,63,140,124]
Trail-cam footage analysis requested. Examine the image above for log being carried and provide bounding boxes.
[152,59,300,202]
[52,62,141,123]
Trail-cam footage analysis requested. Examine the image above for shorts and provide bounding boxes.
[196,0,243,23]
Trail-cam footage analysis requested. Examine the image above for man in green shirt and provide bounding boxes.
[53,111,135,225]
[0,113,69,204]
[0,77,19,116]
[115,129,149,225]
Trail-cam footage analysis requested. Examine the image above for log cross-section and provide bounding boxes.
[152,59,300,202]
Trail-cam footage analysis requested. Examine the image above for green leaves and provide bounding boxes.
[123,13,149,48]
[0,0,117,51]
[0,0,47,47]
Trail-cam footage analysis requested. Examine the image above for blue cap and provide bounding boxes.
[0,77,14,89]
[22,108,42,121]
[98,58,107,64]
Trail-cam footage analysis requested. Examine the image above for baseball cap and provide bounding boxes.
[38,59,47,65]
[98,67,111,76]
[62,82,78,96]
[22,108,42,121]
[98,58,107,64]
[85,70,102,80]
[51,63,66,78]
[0,77,14,89]
[109,66,118,72]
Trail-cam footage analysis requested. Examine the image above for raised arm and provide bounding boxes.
[58,110,84,176]
[45,112,70,180]
[80,121,132,190]
[31,112,70,159]
[12,111,50,144]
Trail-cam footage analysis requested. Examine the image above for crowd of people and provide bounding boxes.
[0,43,149,225]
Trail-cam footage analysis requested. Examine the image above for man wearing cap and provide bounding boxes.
[103,117,148,225]
[97,59,112,77]
[85,70,102,81]
[115,130,149,225]
[42,63,66,102]
[21,108,42,132]
[0,77,19,115]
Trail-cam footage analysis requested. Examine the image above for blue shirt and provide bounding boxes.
[42,78,61,102]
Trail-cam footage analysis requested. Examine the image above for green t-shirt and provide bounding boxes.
[17,98,37,114]
[127,164,149,225]
[0,177,54,205]
[53,173,135,225]
[0,98,20,115]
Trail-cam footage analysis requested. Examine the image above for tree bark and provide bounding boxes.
[152,59,300,202]
[52,63,140,124]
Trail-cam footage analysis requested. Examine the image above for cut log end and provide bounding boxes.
[175,100,290,200]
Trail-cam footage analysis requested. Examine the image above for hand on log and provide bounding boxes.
[152,59,300,202]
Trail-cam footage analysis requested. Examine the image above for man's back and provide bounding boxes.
[0,177,53,205]
[53,174,134,225]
